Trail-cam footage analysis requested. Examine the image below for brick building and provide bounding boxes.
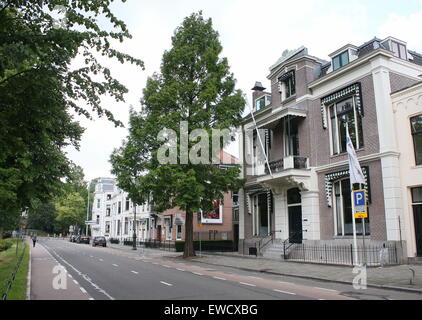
[238,37,422,263]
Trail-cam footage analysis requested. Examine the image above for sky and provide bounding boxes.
[64,0,422,181]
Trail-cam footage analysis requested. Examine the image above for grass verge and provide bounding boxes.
[0,239,30,300]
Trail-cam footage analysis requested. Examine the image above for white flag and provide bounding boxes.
[346,126,366,185]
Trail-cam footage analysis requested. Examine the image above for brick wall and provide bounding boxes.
[309,74,380,167]
[390,72,420,94]
[318,160,387,241]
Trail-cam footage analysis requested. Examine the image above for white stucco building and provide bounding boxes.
[391,82,422,260]
[91,178,154,241]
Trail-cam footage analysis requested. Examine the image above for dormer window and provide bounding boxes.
[391,41,407,60]
[255,95,271,112]
[381,38,408,60]
[278,70,296,102]
[333,51,349,71]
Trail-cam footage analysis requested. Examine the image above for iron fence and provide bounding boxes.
[285,243,399,267]
[1,240,26,300]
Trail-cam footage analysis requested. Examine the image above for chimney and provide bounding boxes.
[252,81,266,106]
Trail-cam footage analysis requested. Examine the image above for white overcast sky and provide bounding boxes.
[65,0,422,181]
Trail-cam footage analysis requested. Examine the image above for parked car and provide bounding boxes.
[92,236,107,247]
[78,235,90,244]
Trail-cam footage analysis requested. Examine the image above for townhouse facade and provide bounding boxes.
[238,37,422,262]
[91,178,154,241]
[391,82,422,260]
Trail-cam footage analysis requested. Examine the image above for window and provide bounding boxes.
[255,95,271,112]
[284,117,299,157]
[283,76,296,100]
[118,201,121,214]
[117,220,121,236]
[176,225,182,240]
[124,218,128,235]
[334,179,370,236]
[97,199,101,209]
[125,198,130,211]
[329,96,364,155]
[96,215,100,225]
[332,51,349,71]
[107,194,111,200]
[232,192,239,207]
[105,222,110,234]
[412,187,422,203]
[391,41,407,60]
[106,205,111,217]
[411,115,422,166]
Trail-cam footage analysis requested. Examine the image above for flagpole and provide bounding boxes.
[351,186,359,266]
[346,123,365,266]
[245,96,273,178]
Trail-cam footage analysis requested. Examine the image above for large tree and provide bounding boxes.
[111,12,245,258]
[0,0,143,233]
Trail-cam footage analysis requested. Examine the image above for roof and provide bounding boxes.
[391,81,422,95]
[269,46,307,72]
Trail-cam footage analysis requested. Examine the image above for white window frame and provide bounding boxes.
[176,225,182,240]
[328,96,362,156]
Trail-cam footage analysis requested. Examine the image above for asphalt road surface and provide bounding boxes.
[32,238,422,301]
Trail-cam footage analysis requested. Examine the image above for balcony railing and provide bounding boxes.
[265,156,309,175]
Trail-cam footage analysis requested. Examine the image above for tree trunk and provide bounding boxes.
[0,227,3,240]
[183,205,196,258]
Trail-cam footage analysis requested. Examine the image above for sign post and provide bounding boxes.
[353,189,368,266]
[197,212,202,257]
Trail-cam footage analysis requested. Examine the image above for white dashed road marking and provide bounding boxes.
[193,272,203,276]
[131,271,139,274]
[314,287,338,293]
[160,281,173,287]
[273,289,296,295]
[112,264,118,267]
[213,277,227,281]
[177,268,185,272]
[239,282,256,287]
[80,287,87,294]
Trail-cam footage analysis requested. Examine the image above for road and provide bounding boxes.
[31,238,422,301]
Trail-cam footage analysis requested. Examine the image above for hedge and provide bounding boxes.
[175,240,235,252]
[0,239,15,252]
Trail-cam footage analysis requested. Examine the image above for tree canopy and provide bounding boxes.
[111,12,245,258]
[0,0,143,233]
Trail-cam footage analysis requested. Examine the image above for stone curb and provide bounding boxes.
[26,238,31,300]
[179,257,422,295]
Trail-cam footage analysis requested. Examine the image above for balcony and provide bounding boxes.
[264,156,309,175]
[258,156,311,191]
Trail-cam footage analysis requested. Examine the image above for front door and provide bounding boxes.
[414,205,422,257]
[287,188,303,244]
[156,226,161,242]
[233,224,239,251]
[258,193,269,237]
[288,206,303,244]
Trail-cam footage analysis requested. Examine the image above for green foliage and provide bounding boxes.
[0,1,143,227]
[111,12,245,257]
[0,238,14,252]
[27,164,89,234]
[54,191,86,233]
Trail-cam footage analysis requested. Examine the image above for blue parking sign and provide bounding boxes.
[354,190,366,207]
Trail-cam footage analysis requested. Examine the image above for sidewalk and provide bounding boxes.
[187,253,422,293]
[107,242,422,293]
[30,241,90,300]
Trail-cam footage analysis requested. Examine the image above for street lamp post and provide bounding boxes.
[86,181,90,237]
[132,203,137,250]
